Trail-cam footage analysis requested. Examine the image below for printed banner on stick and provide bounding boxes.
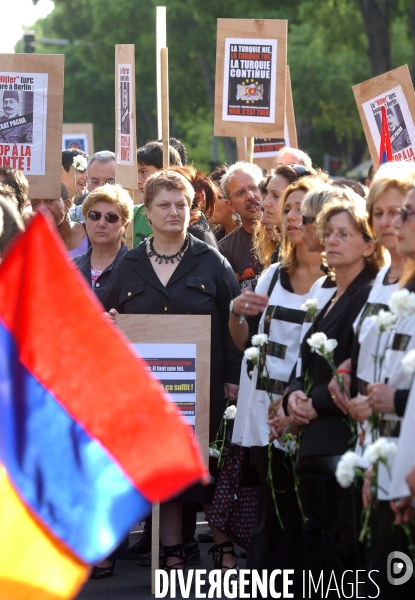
[117,63,134,165]
[0,72,47,175]
[214,19,287,139]
[115,44,137,189]
[353,65,415,165]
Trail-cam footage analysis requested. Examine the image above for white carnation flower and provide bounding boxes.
[401,349,415,375]
[251,333,268,347]
[323,339,338,353]
[335,451,360,488]
[72,155,88,172]
[307,332,328,350]
[370,309,397,333]
[388,289,415,319]
[209,447,220,458]
[224,405,237,420]
[363,438,398,465]
[244,347,260,363]
[301,298,319,312]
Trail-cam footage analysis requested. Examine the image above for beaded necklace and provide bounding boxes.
[148,234,189,264]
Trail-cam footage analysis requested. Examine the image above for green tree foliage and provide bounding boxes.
[24,0,415,171]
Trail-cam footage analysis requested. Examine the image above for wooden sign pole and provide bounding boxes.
[151,45,169,594]
[151,503,160,594]
[246,137,254,163]
[161,47,169,169]
[156,7,167,141]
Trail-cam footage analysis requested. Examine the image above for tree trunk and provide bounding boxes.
[356,0,391,76]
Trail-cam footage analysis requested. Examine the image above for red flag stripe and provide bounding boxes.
[0,214,206,501]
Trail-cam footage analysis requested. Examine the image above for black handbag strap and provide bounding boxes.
[267,265,280,298]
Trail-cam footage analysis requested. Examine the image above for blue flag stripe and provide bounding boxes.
[0,320,151,563]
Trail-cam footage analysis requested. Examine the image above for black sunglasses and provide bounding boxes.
[87,210,122,223]
[302,215,316,225]
[289,164,312,177]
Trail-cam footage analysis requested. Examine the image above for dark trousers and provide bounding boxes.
[247,445,304,599]
[300,477,364,598]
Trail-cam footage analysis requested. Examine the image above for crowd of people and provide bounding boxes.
[2,140,415,598]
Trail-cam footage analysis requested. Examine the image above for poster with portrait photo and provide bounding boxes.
[117,63,133,166]
[0,72,48,175]
[362,85,415,161]
[222,37,277,124]
[353,66,415,166]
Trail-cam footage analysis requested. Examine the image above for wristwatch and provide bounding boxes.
[229,300,245,324]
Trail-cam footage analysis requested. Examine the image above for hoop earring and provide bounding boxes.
[147,217,152,225]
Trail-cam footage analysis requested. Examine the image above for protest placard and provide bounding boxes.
[115,44,137,189]
[115,314,211,463]
[353,65,415,165]
[214,19,287,139]
[62,123,94,155]
[0,53,63,199]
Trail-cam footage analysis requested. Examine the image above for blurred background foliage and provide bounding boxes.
[19,0,415,172]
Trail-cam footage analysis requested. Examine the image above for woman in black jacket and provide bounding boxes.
[103,169,241,573]
[285,194,382,592]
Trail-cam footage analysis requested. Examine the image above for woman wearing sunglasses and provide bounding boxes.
[74,184,133,303]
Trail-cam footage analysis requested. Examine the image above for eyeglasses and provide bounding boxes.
[302,215,316,225]
[88,178,116,187]
[396,206,415,223]
[230,184,260,200]
[323,229,353,242]
[288,164,312,177]
[87,210,122,223]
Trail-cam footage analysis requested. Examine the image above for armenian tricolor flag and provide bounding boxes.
[0,213,206,599]
[379,104,393,165]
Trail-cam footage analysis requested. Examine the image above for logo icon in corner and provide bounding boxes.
[387,551,414,585]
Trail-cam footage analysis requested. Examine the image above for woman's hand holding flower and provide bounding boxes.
[348,395,372,423]
[287,390,312,425]
[224,383,239,403]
